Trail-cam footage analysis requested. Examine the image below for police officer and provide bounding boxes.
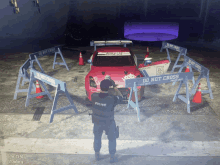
[91,76,123,163]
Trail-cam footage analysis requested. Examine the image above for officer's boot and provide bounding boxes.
[110,154,118,163]
[95,152,100,161]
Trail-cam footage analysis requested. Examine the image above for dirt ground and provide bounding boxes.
[0,44,220,165]
[0,44,219,118]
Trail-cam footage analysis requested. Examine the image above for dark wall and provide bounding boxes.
[203,0,220,42]
[65,0,220,46]
[0,0,70,53]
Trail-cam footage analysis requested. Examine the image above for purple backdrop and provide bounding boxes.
[124,22,179,41]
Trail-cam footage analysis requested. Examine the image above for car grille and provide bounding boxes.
[108,88,130,100]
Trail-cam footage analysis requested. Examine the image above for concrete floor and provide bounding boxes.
[0,43,220,165]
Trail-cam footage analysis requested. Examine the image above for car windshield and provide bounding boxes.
[93,51,135,66]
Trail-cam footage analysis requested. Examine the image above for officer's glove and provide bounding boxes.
[116,96,123,103]
[110,79,116,88]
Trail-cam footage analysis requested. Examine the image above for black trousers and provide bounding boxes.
[93,120,117,155]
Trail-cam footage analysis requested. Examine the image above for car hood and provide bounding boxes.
[88,66,140,88]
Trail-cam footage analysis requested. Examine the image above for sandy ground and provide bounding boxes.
[0,45,219,114]
[0,43,220,164]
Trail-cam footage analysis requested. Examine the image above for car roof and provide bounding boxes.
[96,47,131,52]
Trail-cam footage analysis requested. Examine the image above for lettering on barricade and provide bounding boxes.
[142,74,179,84]
[187,59,202,72]
[163,74,179,80]
[38,47,56,57]
[166,43,180,52]
[35,72,56,86]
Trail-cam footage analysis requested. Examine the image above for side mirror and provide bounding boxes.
[144,60,152,66]
[87,59,92,65]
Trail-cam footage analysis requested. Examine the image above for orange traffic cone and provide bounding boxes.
[79,52,84,65]
[185,66,190,72]
[145,47,149,58]
[192,83,202,103]
[36,80,44,99]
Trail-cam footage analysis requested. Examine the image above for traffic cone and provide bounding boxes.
[185,66,190,72]
[145,47,149,59]
[192,83,202,103]
[79,52,84,65]
[36,80,44,99]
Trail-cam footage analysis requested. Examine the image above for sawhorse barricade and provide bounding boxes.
[14,45,69,100]
[172,56,213,100]
[25,69,78,123]
[125,70,194,122]
[160,41,189,73]
[29,45,69,74]
[14,59,36,100]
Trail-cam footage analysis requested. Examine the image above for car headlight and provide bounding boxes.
[90,80,97,88]
[89,76,97,88]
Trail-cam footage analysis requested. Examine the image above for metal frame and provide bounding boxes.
[160,41,188,72]
[14,59,36,100]
[14,45,68,100]
[53,47,69,70]
[90,40,133,51]
[125,70,194,122]
[25,69,78,123]
[173,56,213,99]
[29,45,69,73]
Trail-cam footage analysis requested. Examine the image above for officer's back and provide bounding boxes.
[90,78,121,163]
[91,92,120,124]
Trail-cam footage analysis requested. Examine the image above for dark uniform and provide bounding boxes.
[91,79,122,159]
[91,92,121,156]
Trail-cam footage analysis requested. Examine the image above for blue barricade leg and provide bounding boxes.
[50,84,78,123]
[165,48,171,62]
[52,48,69,71]
[173,80,183,102]
[188,65,195,85]
[172,63,186,86]
[133,82,140,122]
[38,80,53,101]
[185,79,190,113]
[49,113,55,124]
[206,76,214,99]
[50,88,60,123]
[189,74,203,98]
[126,82,141,122]
[171,52,186,73]
[21,69,36,89]
[171,53,180,73]
[173,76,191,113]
[53,53,57,69]
[127,87,133,109]
[25,74,35,107]
[14,70,35,100]
[34,56,45,74]
[64,89,78,114]
[21,76,28,86]
[59,49,69,71]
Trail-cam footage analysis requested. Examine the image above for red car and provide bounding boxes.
[85,46,145,102]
